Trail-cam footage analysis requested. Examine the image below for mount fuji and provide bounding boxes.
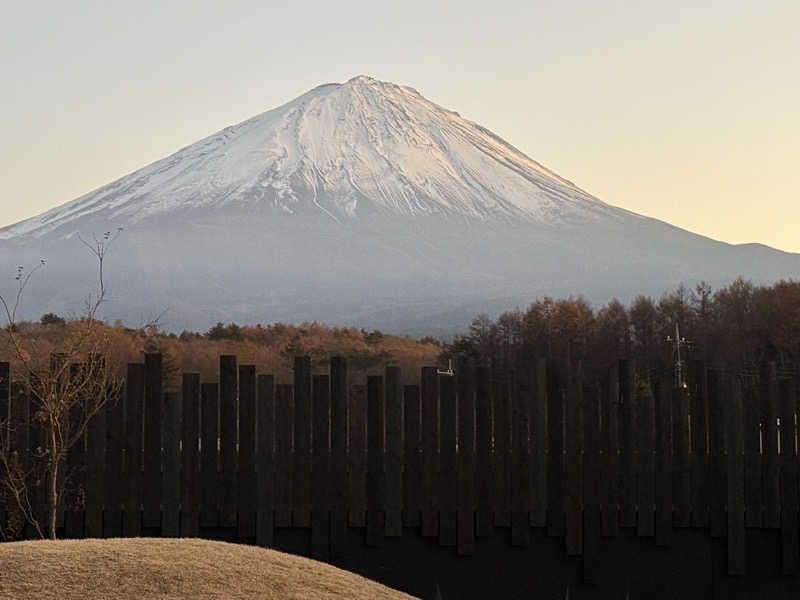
[2,76,798,333]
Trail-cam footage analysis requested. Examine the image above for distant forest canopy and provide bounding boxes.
[3,277,798,386]
[442,277,800,382]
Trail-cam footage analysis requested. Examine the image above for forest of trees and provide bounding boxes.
[442,278,800,382]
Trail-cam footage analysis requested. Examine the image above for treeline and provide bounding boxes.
[1,320,440,389]
[442,278,800,381]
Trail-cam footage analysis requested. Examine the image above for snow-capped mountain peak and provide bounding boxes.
[1,76,623,241]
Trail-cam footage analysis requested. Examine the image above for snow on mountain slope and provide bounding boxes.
[0,76,630,241]
[1,76,798,334]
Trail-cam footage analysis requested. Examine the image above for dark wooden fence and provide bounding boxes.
[1,354,799,596]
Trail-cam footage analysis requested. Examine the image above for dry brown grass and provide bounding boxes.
[0,538,418,600]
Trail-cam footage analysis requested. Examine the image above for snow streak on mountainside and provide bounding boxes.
[1,76,629,241]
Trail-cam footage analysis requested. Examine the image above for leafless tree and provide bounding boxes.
[0,229,124,539]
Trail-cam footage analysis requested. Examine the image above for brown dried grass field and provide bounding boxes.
[0,538,418,600]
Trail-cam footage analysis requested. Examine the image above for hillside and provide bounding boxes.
[0,538,418,600]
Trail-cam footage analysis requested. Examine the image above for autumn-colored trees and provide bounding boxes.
[443,278,800,378]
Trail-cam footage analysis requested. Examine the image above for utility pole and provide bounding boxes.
[665,323,692,389]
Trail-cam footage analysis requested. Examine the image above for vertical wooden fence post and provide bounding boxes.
[565,363,583,555]
[583,382,601,584]
[673,384,691,529]
[312,374,331,560]
[385,366,403,538]
[421,367,439,537]
[655,376,672,547]
[403,384,422,530]
[530,357,547,528]
[457,360,475,555]
[779,377,798,575]
[256,374,275,548]
[219,355,238,529]
[511,368,530,547]
[162,391,180,537]
[619,359,637,529]
[690,360,709,529]
[727,377,746,576]
[181,373,200,537]
[329,358,348,557]
[708,368,727,538]
[474,367,492,537]
[762,362,780,529]
[85,382,106,538]
[348,384,367,528]
[143,353,162,530]
[200,382,220,528]
[123,363,144,537]
[104,389,124,538]
[546,366,564,538]
[366,375,386,547]
[439,372,457,547]
[293,356,312,528]
[238,365,257,539]
[274,384,294,527]
[637,379,655,538]
[601,362,619,537]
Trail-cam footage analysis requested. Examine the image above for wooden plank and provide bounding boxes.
[200,382,219,528]
[601,362,619,537]
[421,367,439,536]
[619,359,637,528]
[690,360,709,529]
[655,377,672,547]
[143,353,162,529]
[293,356,312,528]
[708,368,727,538]
[743,381,763,528]
[85,387,106,538]
[219,355,238,529]
[780,377,798,575]
[0,362,8,536]
[403,384,422,529]
[583,382,601,584]
[123,363,144,537]
[761,362,780,529]
[348,384,367,527]
[511,368,531,547]
[10,386,33,538]
[530,357,547,528]
[366,375,386,547]
[162,391,180,537]
[439,372,457,547]
[103,389,124,538]
[256,375,275,548]
[636,379,655,538]
[274,384,294,527]
[385,366,403,538]
[311,374,331,560]
[238,365,257,539]
[673,385,691,529]
[727,377,746,576]
[457,360,476,555]
[329,358,348,557]
[180,373,200,537]
[493,374,511,528]
[565,363,583,555]
[546,366,564,538]
[474,367,492,537]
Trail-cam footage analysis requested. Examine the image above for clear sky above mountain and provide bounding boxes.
[2,1,798,251]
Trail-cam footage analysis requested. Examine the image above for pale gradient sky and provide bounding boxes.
[2,1,798,251]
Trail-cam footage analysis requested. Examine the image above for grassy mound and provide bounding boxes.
[0,538,417,600]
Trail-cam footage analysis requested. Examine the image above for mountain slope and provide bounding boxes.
[1,76,797,333]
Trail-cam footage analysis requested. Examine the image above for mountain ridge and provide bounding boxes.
[1,76,798,334]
